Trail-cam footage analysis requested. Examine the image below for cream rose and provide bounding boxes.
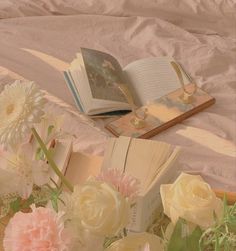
[105,232,164,251]
[160,173,223,229]
[71,181,130,236]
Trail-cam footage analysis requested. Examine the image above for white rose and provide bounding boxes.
[69,181,130,236]
[160,173,223,229]
[105,232,164,251]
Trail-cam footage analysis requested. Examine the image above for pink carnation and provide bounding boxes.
[3,207,71,251]
[96,169,140,200]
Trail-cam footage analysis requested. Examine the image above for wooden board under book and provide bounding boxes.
[105,84,215,138]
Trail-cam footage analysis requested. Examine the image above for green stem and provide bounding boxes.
[31,127,73,192]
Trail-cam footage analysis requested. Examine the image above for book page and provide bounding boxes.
[81,48,127,103]
[125,138,173,191]
[123,57,189,106]
[102,137,178,192]
[69,53,131,115]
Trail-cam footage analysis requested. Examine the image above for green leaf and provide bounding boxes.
[21,195,34,209]
[214,232,220,251]
[186,226,202,250]
[48,186,62,213]
[167,219,202,251]
[223,194,229,217]
[10,197,21,213]
[51,196,58,212]
[167,219,186,251]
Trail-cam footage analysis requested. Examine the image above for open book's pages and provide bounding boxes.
[64,48,131,116]
[102,136,180,193]
[123,57,189,106]
[101,136,180,231]
[106,84,215,138]
[63,48,189,116]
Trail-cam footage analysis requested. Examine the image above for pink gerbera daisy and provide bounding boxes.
[96,169,140,200]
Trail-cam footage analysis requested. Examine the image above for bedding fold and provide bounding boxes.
[1,0,235,38]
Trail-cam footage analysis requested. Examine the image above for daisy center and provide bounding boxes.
[6,104,15,115]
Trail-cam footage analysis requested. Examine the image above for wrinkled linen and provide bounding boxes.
[0,1,235,191]
[1,0,236,38]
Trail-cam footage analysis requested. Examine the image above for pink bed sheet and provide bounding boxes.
[0,1,235,191]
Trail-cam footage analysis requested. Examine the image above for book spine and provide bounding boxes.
[128,148,180,232]
[63,71,84,112]
[128,197,143,232]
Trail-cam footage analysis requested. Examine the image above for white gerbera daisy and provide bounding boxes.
[0,80,45,147]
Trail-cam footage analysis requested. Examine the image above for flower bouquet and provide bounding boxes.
[0,81,235,251]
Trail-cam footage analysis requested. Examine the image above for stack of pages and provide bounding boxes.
[101,136,180,231]
[102,136,180,193]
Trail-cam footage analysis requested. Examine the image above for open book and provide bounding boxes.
[101,136,180,231]
[63,48,189,116]
[102,136,180,193]
[63,136,180,231]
